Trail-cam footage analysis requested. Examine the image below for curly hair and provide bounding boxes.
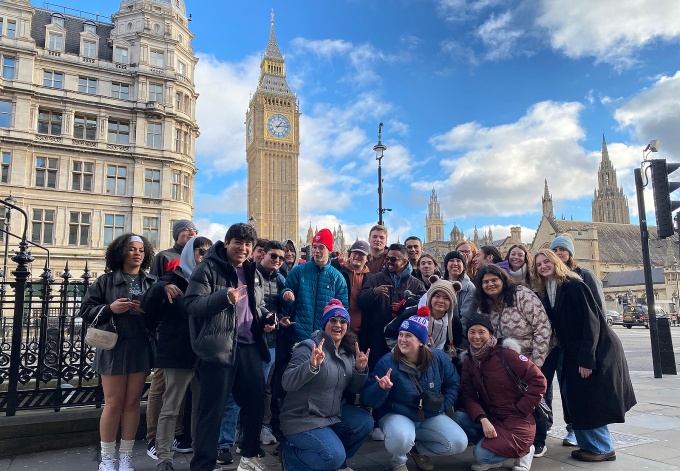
[455,240,478,280]
[104,233,155,273]
[531,249,580,297]
[474,264,518,314]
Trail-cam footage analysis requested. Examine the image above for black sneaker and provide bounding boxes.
[216,449,233,465]
[534,444,547,458]
[157,461,174,471]
[172,435,193,453]
[147,439,158,460]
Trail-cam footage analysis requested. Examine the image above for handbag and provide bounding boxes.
[407,372,445,421]
[84,306,118,350]
[498,346,553,423]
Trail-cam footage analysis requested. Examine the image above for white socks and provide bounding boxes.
[101,441,116,458]
[119,439,135,455]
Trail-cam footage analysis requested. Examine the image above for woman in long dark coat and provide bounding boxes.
[532,249,636,463]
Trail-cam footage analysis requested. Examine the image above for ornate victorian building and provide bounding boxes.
[592,134,630,224]
[425,186,443,243]
[0,0,199,276]
[246,14,300,242]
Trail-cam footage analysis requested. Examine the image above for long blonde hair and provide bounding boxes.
[531,248,580,297]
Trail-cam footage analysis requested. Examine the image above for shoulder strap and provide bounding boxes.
[407,372,424,395]
[498,346,524,391]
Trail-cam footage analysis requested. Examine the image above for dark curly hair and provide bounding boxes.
[105,233,155,273]
[474,264,517,314]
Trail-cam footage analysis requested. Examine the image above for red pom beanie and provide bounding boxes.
[313,228,334,252]
[399,306,430,345]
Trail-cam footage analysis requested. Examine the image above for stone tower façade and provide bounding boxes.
[592,133,630,224]
[425,187,444,242]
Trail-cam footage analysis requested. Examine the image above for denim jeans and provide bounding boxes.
[562,382,615,454]
[452,411,506,465]
[380,413,468,467]
[217,394,239,451]
[282,404,372,471]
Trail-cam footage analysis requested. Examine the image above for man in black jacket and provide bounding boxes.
[185,223,274,471]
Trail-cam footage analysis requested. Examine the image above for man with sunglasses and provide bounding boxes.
[146,219,198,459]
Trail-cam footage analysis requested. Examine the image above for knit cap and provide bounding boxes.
[426,276,460,311]
[172,219,197,242]
[321,298,350,329]
[399,306,430,345]
[313,228,334,252]
[550,234,575,257]
[467,313,494,335]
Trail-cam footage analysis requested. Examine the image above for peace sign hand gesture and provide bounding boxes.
[228,285,247,305]
[310,338,326,368]
[355,342,370,371]
[375,368,393,390]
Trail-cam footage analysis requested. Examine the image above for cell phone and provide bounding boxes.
[265,312,277,326]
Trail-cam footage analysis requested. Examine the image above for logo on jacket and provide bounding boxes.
[519,355,528,362]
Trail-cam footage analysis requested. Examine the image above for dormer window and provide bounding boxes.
[48,33,63,51]
[82,40,96,58]
[51,15,65,27]
[83,22,96,34]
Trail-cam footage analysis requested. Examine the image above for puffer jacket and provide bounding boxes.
[460,338,546,458]
[280,260,349,343]
[140,268,195,369]
[362,347,460,423]
[184,241,270,366]
[280,330,367,436]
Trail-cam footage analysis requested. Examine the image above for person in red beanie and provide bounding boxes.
[280,228,349,343]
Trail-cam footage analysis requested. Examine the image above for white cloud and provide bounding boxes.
[614,71,680,155]
[437,0,502,22]
[476,11,524,61]
[536,0,680,66]
[193,218,229,244]
[194,53,260,173]
[428,100,596,217]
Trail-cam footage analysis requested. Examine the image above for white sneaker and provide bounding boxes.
[470,463,503,471]
[119,452,134,471]
[371,427,385,441]
[236,456,270,471]
[513,445,535,471]
[98,456,116,471]
[260,425,278,445]
[337,468,353,471]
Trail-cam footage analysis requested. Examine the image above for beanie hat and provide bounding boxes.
[467,313,494,335]
[313,228,334,252]
[399,306,430,345]
[550,234,575,258]
[426,277,459,313]
[321,298,350,329]
[173,219,197,242]
[443,251,467,280]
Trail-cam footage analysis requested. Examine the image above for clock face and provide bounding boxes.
[267,114,291,139]
[247,118,253,142]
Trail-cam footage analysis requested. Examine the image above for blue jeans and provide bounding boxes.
[380,412,468,467]
[283,404,372,471]
[217,394,239,451]
[263,347,276,380]
[575,427,615,454]
[452,411,506,465]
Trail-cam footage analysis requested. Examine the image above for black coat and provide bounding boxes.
[546,277,636,429]
[357,267,425,370]
[141,268,195,369]
[185,241,270,367]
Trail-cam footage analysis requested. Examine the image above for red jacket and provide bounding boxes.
[460,339,547,458]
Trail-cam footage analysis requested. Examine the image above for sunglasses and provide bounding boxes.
[196,248,207,256]
[386,256,404,263]
[327,317,348,325]
[269,253,283,261]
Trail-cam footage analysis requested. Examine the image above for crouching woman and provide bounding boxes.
[453,314,546,471]
[362,308,468,471]
[280,299,373,471]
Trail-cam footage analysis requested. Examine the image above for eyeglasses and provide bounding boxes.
[458,249,471,254]
[327,317,348,325]
[196,248,207,256]
[269,253,283,261]
[386,256,404,263]
[183,228,198,234]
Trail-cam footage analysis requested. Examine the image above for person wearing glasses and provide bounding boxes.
[279,299,373,471]
[147,219,198,459]
[141,236,213,471]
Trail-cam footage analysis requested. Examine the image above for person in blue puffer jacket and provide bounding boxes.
[280,228,348,343]
[362,308,468,471]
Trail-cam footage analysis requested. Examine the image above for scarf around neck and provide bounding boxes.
[546,278,557,307]
[470,335,498,366]
[508,264,527,282]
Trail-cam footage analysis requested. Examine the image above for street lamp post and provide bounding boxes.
[2,194,15,282]
[373,123,388,226]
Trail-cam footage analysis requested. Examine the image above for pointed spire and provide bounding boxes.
[264,9,284,60]
[601,133,610,162]
[543,179,550,199]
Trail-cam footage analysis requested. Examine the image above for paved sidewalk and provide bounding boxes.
[2,370,679,471]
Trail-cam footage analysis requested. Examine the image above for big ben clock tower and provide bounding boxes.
[246,12,300,241]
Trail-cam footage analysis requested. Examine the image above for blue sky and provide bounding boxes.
[60,0,680,245]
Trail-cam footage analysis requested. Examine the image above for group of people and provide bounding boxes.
[79,221,636,471]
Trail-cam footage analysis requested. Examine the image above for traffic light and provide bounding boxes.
[650,159,680,238]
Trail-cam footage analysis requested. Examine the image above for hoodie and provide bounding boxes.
[280,239,301,278]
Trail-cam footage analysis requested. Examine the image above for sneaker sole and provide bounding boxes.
[172,447,193,453]
[261,439,277,445]
[147,450,158,460]
[533,449,547,458]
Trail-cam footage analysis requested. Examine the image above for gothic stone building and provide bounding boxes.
[0,0,199,277]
